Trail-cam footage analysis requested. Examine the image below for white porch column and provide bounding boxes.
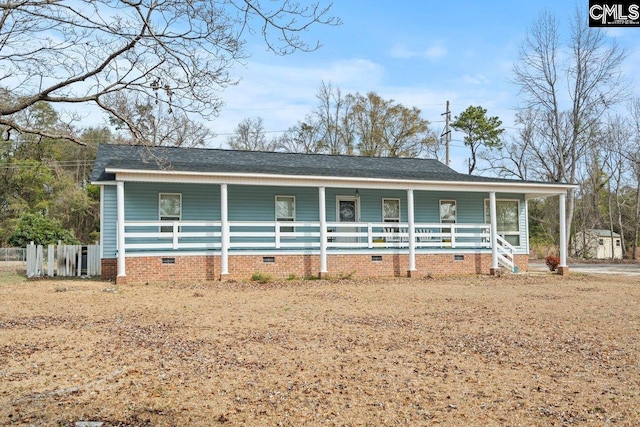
[116,180,126,282]
[524,199,530,255]
[220,183,229,277]
[489,191,499,274]
[558,192,568,273]
[319,186,328,276]
[407,189,416,276]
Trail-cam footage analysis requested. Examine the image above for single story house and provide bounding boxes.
[90,144,576,284]
[573,229,623,259]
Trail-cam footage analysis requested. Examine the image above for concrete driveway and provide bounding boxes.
[529,261,640,277]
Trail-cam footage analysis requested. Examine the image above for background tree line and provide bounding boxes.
[227,82,441,158]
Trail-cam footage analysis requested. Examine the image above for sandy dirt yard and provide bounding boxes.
[1,271,639,426]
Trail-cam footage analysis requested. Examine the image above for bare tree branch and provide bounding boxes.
[0,0,339,144]
[488,8,628,246]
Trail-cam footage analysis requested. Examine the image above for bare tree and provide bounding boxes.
[600,115,633,258]
[313,81,353,155]
[491,9,627,241]
[482,108,537,180]
[275,118,324,153]
[105,93,211,147]
[0,0,339,145]
[227,117,274,151]
[625,98,640,259]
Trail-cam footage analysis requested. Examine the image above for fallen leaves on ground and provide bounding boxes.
[1,273,639,425]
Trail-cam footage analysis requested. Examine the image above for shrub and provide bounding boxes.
[8,213,79,247]
[545,255,560,272]
[251,272,272,284]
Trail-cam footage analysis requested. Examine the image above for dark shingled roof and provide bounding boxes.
[90,143,541,185]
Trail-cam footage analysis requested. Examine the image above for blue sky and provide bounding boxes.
[208,0,640,173]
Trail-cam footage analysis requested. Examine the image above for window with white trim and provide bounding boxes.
[484,199,520,246]
[382,198,400,236]
[159,193,182,233]
[439,200,456,242]
[382,199,400,223]
[439,200,457,224]
[276,196,295,233]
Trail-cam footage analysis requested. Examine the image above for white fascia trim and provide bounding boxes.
[105,168,577,196]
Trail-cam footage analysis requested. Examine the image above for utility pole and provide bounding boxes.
[441,100,451,166]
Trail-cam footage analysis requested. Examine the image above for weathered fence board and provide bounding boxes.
[26,244,44,277]
[26,242,100,278]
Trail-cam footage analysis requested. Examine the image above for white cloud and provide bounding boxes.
[208,59,386,146]
[460,74,490,85]
[389,42,447,61]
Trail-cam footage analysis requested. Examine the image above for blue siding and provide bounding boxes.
[228,185,319,246]
[100,183,529,256]
[414,190,486,223]
[325,188,408,222]
[228,185,318,221]
[125,182,220,221]
[103,185,117,259]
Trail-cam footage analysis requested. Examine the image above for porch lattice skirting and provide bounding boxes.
[102,253,530,284]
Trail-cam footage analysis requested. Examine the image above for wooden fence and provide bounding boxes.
[26,242,101,278]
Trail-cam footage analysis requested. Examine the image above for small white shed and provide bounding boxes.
[573,229,623,259]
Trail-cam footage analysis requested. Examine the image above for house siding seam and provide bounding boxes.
[100,254,529,283]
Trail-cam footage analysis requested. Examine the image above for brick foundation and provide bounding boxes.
[102,256,218,283]
[100,253,530,283]
[101,259,117,281]
[226,254,319,281]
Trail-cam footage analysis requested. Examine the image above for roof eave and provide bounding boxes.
[103,167,576,196]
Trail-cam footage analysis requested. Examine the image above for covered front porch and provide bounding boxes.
[111,182,570,282]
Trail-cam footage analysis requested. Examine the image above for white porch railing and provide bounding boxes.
[325,222,491,250]
[123,220,518,271]
[122,220,511,252]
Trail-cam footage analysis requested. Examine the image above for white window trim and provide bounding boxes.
[439,199,457,224]
[484,198,521,246]
[382,198,401,223]
[335,196,360,222]
[275,195,296,234]
[159,193,182,233]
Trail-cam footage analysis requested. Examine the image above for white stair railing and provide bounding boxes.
[495,235,516,272]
